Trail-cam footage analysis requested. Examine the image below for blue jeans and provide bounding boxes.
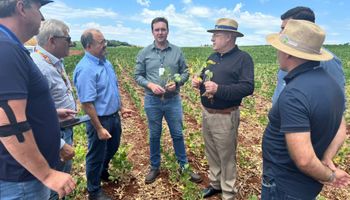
[85,113,122,194]
[50,128,74,200]
[144,94,188,169]
[0,179,50,200]
[261,175,315,200]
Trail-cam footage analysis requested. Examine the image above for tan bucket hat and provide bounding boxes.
[266,19,333,61]
[207,18,244,37]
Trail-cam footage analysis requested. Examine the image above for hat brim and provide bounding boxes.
[207,29,244,37]
[40,0,53,6]
[266,33,333,61]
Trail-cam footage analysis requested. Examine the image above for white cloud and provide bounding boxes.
[186,6,212,18]
[41,1,118,20]
[182,0,192,4]
[137,0,151,7]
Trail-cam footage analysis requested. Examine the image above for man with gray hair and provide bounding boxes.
[31,19,76,200]
[74,28,132,200]
[0,0,75,199]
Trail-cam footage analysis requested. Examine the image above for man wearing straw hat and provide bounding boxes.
[262,19,350,199]
[192,18,254,199]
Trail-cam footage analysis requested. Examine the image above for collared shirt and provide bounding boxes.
[0,25,60,181]
[199,46,254,109]
[272,49,345,105]
[262,61,344,198]
[134,41,189,96]
[73,51,120,116]
[31,45,76,111]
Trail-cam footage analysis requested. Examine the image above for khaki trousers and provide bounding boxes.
[202,108,240,200]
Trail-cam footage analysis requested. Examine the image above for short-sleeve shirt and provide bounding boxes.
[73,52,120,116]
[262,61,344,199]
[0,25,60,182]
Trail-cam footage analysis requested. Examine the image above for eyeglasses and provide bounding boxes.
[212,33,226,39]
[53,36,71,43]
[94,39,108,46]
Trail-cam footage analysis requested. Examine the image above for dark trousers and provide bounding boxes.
[85,113,122,194]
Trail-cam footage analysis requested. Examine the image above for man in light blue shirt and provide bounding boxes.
[272,7,345,105]
[74,29,131,200]
[31,19,76,200]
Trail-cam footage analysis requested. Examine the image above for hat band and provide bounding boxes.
[215,25,237,31]
[280,34,321,55]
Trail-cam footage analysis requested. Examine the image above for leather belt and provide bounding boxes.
[99,111,119,119]
[203,106,239,114]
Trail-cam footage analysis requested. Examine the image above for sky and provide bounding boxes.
[41,0,350,47]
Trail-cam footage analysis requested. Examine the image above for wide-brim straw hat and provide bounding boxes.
[207,18,244,37]
[266,19,333,61]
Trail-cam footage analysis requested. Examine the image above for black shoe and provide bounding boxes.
[88,191,112,200]
[202,186,222,198]
[179,168,203,183]
[145,168,160,184]
[100,170,111,182]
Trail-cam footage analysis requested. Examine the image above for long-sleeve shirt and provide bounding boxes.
[134,41,189,96]
[200,46,254,109]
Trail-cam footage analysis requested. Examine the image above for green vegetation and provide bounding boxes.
[63,44,350,199]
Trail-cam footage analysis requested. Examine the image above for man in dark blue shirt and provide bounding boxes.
[262,19,350,199]
[0,0,75,199]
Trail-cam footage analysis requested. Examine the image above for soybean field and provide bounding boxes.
[63,45,350,200]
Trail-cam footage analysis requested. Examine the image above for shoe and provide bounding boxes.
[88,191,112,200]
[179,168,203,183]
[145,168,160,184]
[100,170,111,182]
[189,171,202,183]
[202,186,222,198]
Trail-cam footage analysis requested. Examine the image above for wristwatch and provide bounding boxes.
[327,170,336,182]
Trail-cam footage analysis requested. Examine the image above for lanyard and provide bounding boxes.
[35,49,76,110]
[157,49,167,68]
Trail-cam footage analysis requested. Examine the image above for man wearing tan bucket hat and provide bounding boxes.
[192,18,254,199]
[262,19,350,199]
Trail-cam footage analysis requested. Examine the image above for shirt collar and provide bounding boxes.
[0,24,29,54]
[151,41,172,51]
[284,61,321,84]
[216,45,239,58]
[36,45,62,66]
[84,51,106,65]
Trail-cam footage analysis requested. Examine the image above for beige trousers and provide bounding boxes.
[202,108,240,200]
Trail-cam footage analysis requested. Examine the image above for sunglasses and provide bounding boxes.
[53,35,72,43]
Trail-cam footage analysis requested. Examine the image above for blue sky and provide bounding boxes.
[41,0,349,47]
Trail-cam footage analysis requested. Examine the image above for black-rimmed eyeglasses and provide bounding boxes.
[53,36,71,43]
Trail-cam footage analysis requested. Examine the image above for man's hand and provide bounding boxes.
[57,109,77,122]
[323,168,350,188]
[322,158,336,171]
[42,169,76,199]
[165,82,176,92]
[97,127,112,140]
[59,143,75,161]
[204,81,218,94]
[120,108,133,118]
[147,82,165,95]
[191,75,202,89]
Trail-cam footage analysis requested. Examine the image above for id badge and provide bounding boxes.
[159,67,165,76]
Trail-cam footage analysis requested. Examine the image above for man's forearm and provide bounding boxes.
[323,117,347,161]
[0,130,51,182]
[81,103,103,131]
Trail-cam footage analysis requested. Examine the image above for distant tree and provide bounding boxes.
[107,40,132,47]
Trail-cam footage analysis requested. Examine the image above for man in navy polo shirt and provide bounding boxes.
[0,0,75,199]
[262,19,350,199]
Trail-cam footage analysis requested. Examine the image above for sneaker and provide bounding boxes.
[179,168,203,183]
[145,168,160,184]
